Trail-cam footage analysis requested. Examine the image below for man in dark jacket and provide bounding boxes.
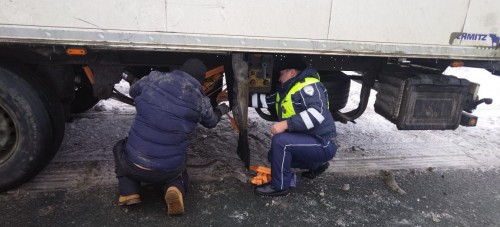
[250,56,337,196]
[113,59,229,215]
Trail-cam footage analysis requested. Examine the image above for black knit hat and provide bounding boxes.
[279,55,308,71]
[179,58,207,84]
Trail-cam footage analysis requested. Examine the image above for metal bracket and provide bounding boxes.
[87,65,124,99]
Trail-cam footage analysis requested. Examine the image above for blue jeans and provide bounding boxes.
[113,139,188,196]
[268,132,336,190]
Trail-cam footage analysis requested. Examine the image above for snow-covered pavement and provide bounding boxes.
[11,67,500,193]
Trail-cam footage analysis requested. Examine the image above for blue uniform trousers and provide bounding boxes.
[268,132,336,190]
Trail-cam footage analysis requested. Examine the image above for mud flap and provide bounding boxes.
[231,53,250,168]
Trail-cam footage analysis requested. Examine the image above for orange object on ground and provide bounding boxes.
[249,165,271,185]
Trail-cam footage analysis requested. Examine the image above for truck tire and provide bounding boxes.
[26,67,66,163]
[320,71,351,112]
[0,66,59,192]
[255,107,279,122]
[71,69,99,113]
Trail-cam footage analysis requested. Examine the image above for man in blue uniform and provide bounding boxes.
[251,57,337,196]
[113,59,229,215]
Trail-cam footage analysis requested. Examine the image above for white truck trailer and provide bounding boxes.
[0,0,498,192]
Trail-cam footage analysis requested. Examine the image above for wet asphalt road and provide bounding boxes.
[1,109,500,226]
[1,168,499,226]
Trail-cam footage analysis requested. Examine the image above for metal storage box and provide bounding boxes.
[375,72,471,130]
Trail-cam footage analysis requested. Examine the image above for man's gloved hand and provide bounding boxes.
[214,103,230,120]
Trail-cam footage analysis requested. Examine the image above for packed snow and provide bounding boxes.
[89,67,500,179]
[22,66,496,192]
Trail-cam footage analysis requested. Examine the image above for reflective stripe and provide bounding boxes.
[260,94,268,108]
[275,93,280,114]
[300,111,314,129]
[314,83,325,113]
[280,147,287,189]
[251,94,258,107]
[307,108,324,124]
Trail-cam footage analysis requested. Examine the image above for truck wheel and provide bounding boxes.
[320,71,351,111]
[27,67,66,163]
[71,68,99,113]
[0,66,56,192]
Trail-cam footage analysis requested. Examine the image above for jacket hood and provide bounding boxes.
[295,67,320,81]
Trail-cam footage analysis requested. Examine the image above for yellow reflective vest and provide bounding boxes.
[276,77,320,119]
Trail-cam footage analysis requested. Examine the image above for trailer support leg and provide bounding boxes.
[231,53,250,168]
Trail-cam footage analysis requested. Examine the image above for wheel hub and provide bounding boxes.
[0,107,16,163]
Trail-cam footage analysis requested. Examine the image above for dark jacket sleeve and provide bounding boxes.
[129,75,150,98]
[199,95,219,128]
[287,83,329,132]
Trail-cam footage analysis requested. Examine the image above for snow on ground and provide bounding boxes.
[87,67,500,179]
[91,80,135,114]
[18,67,499,192]
[333,67,500,173]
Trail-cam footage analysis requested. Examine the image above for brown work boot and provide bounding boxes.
[165,186,184,216]
[118,194,141,206]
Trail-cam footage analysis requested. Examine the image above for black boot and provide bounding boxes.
[302,162,330,179]
[254,183,289,197]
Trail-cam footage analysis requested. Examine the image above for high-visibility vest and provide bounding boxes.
[276,77,320,119]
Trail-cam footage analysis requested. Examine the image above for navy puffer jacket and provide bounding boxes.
[125,70,219,173]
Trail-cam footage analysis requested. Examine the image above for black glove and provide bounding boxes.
[214,103,230,120]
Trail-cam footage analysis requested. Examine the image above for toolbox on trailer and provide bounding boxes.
[375,71,471,130]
